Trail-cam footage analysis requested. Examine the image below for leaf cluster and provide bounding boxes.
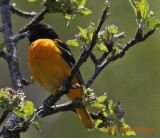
[28,0,92,26]
[80,86,136,136]
[129,0,160,30]
[67,23,125,54]
[0,88,37,126]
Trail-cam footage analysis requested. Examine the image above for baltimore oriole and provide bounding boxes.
[23,24,94,130]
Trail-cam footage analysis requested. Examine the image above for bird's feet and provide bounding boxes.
[42,95,55,116]
[59,79,69,94]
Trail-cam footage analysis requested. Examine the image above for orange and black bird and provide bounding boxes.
[22,24,94,130]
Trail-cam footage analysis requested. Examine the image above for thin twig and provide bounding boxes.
[11,3,37,18]
[98,51,111,65]
[0,110,10,126]
[18,7,48,34]
[0,48,9,61]
[22,78,31,86]
[90,52,98,65]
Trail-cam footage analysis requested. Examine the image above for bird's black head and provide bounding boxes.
[28,24,59,43]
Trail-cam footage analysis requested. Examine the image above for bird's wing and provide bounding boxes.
[55,39,84,85]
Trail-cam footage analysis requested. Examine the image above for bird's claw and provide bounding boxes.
[59,79,69,94]
[42,99,55,115]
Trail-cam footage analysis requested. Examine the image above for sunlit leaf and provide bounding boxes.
[129,0,140,15]
[108,27,118,34]
[97,44,108,52]
[97,96,107,103]
[0,41,7,54]
[122,122,136,136]
[13,110,26,118]
[66,39,81,47]
[95,119,102,128]
[147,18,160,29]
[80,7,92,15]
[23,101,34,116]
[126,129,136,136]
[102,111,108,117]
[28,0,42,4]
[139,0,149,20]
[92,102,105,108]
[76,0,86,7]
[78,26,87,40]
[87,23,95,41]
[108,100,114,116]
[30,75,35,85]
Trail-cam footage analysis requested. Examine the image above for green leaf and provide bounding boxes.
[139,0,149,20]
[122,123,136,136]
[108,100,114,116]
[76,0,86,7]
[92,102,105,109]
[97,44,108,52]
[47,0,60,13]
[102,111,108,117]
[31,116,42,131]
[148,18,160,29]
[129,0,150,29]
[126,129,136,136]
[0,41,7,56]
[77,26,87,40]
[65,14,76,20]
[30,75,35,85]
[108,27,118,34]
[74,98,82,104]
[97,122,106,128]
[129,0,140,15]
[95,119,102,128]
[13,110,26,118]
[28,0,42,4]
[33,121,41,130]
[97,96,107,103]
[81,85,87,95]
[87,23,95,41]
[65,14,72,20]
[154,23,160,29]
[23,101,34,116]
[79,7,92,15]
[110,126,117,136]
[66,39,81,47]
[28,0,37,2]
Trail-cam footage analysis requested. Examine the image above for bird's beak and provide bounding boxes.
[17,31,30,38]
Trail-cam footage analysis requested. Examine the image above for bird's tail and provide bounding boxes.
[66,86,94,130]
[76,107,94,130]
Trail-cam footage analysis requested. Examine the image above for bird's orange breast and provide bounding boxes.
[28,39,82,101]
[28,39,71,94]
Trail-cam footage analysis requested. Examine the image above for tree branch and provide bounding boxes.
[18,7,48,34]
[67,3,110,86]
[36,102,108,122]
[11,3,37,18]
[0,1,23,91]
[0,110,10,126]
[85,28,156,88]
[0,48,9,61]
[0,1,23,137]
[90,52,98,66]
